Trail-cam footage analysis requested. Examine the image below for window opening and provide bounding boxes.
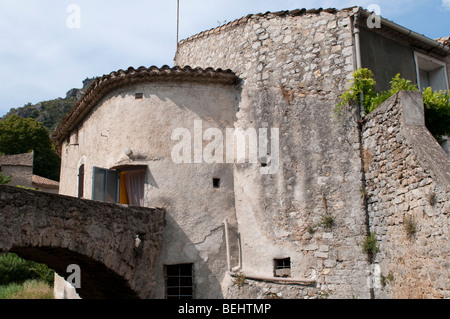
[92,167,119,203]
[71,127,79,145]
[135,93,144,100]
[93,166,145,206]
[165,264,193,299]
[274,258,291,278]
[78,164,85,198]
[415,52,449,91]
[213,178,221,189]
[121,169,145,207]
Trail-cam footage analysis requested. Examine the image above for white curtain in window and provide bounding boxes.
[124,170,145,207]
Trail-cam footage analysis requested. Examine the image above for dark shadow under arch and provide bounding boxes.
[11,246,139,299]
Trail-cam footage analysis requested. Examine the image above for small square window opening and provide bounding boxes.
[213,178,221,189]
[135,93,144,100]
[274,258,291,278]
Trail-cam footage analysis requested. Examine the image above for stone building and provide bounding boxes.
[51,7,449,299]
[0,151,59,194]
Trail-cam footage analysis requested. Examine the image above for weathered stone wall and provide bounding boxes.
[0,185,165,299]
[176,10,372,299]
[226,278,320,300]
[362,91,450,299]
[1,165,33,188]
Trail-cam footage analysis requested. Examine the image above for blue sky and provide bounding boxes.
[0,0,449,118]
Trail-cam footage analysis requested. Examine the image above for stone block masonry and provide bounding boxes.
[176,9,372,299]
[176,9,449,299]
[176,10,355,91]
[362,91,450,299]
[0,185,165,299]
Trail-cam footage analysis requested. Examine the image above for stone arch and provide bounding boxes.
[0,185,165,299]
[10,246,139,299]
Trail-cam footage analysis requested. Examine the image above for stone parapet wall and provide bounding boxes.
[0,185,165,299]
[362,91,450,299]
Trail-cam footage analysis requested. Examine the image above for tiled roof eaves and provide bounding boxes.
[435,37,450,47]
[51,65,238,150]
[32,174,59,188]
[356,8,449,56]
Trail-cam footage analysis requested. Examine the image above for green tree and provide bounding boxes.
[0,115,60,181]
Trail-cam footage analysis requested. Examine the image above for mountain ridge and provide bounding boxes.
[1,78,96,133]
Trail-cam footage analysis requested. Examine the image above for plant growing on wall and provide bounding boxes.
[380,272,394,287]
[232,272,247,288]
[335,68,376,116]
[422,88,450,139]
[337,69,450,140]
[426,191,437,206]
[368,74,418,113]
[0,172,11,185]
[403,215,418,239]
[319,215,335,230]
[362,232,380,259]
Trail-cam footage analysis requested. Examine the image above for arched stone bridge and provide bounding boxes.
[0,185,165,299]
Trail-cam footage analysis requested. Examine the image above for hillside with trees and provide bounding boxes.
[1,78,95,133]
[0,78,95,182]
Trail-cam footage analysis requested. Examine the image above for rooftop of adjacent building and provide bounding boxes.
[0,151,34,167]
[0,151,59,189]
[31,174,60,189]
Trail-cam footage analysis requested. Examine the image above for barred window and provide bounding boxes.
[165,264,193,299]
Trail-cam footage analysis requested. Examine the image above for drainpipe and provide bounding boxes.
[353,9,375,300]
[353,11,365,118]
[229,272,316,286]
[224,219,232,272]
[353,13,363,71]
[223,222,317,286]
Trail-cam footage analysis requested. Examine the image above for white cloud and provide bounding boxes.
[442,0,450,10]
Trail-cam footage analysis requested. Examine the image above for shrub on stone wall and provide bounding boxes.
[362,232,380,259]
[337,68,450,140]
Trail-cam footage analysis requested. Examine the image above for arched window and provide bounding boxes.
[78,164,85,198]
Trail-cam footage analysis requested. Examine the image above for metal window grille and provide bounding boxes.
[166,264,193,299]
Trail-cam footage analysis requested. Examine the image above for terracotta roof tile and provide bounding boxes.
[32,175,59,189]
[52,65,238,150]
[435,37,450,47]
